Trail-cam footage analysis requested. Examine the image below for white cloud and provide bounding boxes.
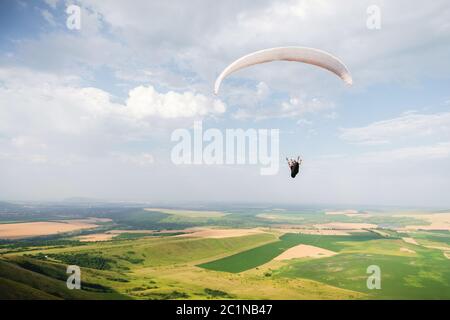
[233,94,334,120]
[357,142,450,163]
[281,96,333,115]
[325,111,338,120]
[11,136,47,150]
[302,142,450,206]
[126,85,225,119]
[44,0,59,9]
[16,0,449,91]
[340,112,450,145]
[256,81,270,99]
[16,32,128,73]
[113,152,155,166]
[0,67,224,124]
[0,152,48,164]
[2,0,450,205]
[7,0,450,121]
[0,68,225,166]
[297,118,313,126]
[41,9,57,27]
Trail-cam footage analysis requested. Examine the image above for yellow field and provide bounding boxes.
[0,219,100,239]
[399,212,450,231]
[178,227,265,239]
[313,222,378,230]
[256,213,304,221]
[77,233,117,242]
[274,244,337,260]
[145,208,227,218]
[325,210,370,217]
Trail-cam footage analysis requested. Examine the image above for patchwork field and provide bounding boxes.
[325,210,370,217]
[0,203,449,300]
[197,232,382,273]
[145,208,227,218]
[274,244,337,260]
[178,228,265,239]
[399,212,450,231]
[275,249,450,299]
[313,222,378,230]
[0,219,103,239]
[77,233,117,242]
[257,213,305,222]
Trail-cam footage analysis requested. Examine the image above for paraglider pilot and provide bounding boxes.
[286,156,302,178]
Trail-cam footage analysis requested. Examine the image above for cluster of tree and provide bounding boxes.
[33,252,113,270]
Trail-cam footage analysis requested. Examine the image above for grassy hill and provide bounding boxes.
[0,258,127,300]
[1,207,449,300]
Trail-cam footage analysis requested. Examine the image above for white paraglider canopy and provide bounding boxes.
[214,46,352,95]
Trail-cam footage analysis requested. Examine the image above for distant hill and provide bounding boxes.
[0,201,22,210]
[0,201,25,214]
[62,197,104,204]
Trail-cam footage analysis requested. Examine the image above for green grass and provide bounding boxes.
[275,246,450,299]
[123,233,276,267]
[145,208,227,218]
[17,232,277,270]
[0,257,128,299]
[198,232,382,273]
[1,206,449,300]
[0,277,59,299]
[252,211,428,228]
[198,233,302,273]
[0,233,280,299]
[111,209,229,230]
[114,232,185,240]
[407,231,450,245]
[280,232,383,251]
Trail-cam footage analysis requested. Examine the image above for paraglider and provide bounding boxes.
[287,157,302,178]
[214,46,352,179]
[214,46,352,95]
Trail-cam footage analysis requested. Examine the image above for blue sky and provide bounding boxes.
[0,0,450,206]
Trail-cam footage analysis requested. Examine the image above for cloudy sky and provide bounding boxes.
[0,0,449,206]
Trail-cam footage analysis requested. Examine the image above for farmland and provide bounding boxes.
[0,202,449,299]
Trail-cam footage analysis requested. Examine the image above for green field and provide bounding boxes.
[198,233,304,273]
[198,232,383,273]
[114,232,185,240]
[275,249,450,299]
[0,203,449,300]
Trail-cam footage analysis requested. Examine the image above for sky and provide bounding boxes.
[0,0,450,206]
